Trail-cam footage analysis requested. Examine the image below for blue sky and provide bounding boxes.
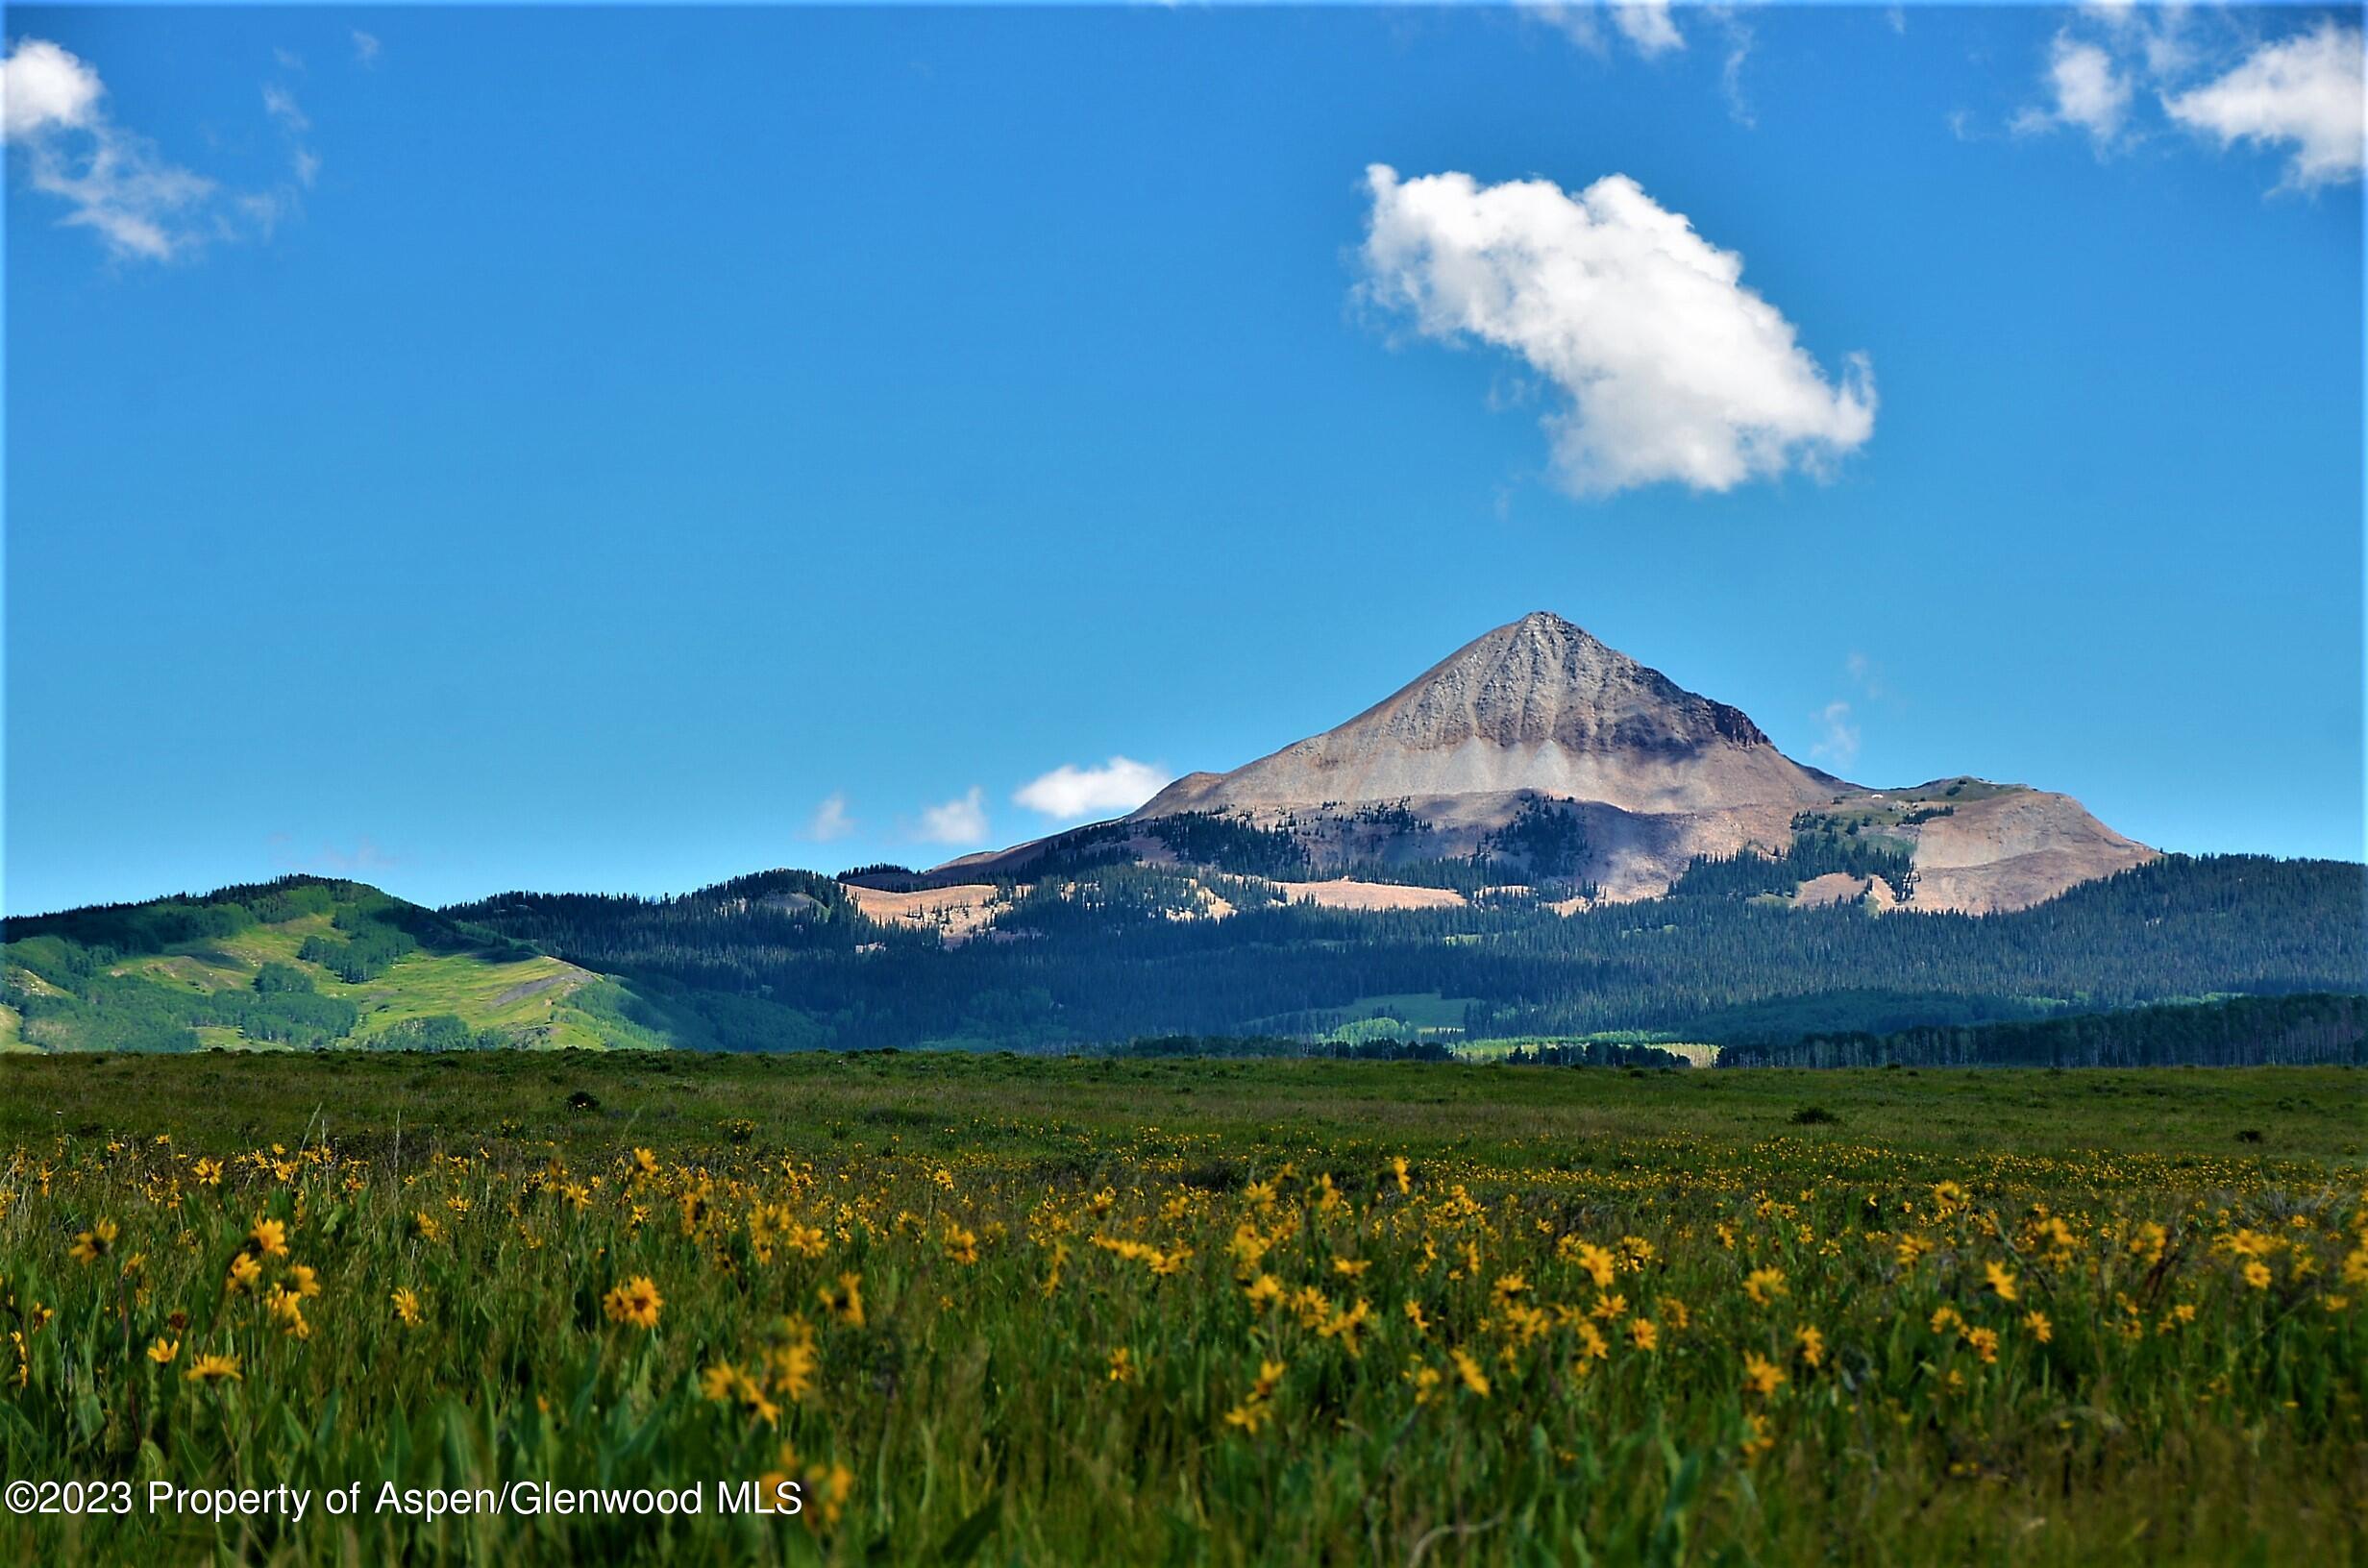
[5,4,2361,915]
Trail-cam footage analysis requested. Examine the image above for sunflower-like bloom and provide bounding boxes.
[604,1274,664,1328]
[184,1354,242,1384]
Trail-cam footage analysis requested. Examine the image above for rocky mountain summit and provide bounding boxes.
[944,612,2155,914]
[1138,611,1838,819]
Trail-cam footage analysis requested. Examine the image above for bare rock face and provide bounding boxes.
[946,611,2156,912]
[1905,790,2157,914]
[1134,612,1839,818]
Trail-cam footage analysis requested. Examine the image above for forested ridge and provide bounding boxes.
[8,856,2359,1058]
[446,853,2365,1053]
[1717,992,2366,1068]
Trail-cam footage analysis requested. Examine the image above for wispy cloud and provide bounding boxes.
[2,37,317,261]
[351,31,382,69]
[2,38,212,259]
[1713,8,1756,128]
[268,832,400,877]
[261,81,319,193]
[1845,649,1887,701]
[1522,0,1685,60]
[1357,164,1874,499]
[1809,700,1861,772]
[1811,651,1892,773]
[915,788,989,846]
[261,84,308,135]
[803,794,856,843]
[2011,12,2362,192]
[1609,0,1683,59]
[1014,757,1172,821]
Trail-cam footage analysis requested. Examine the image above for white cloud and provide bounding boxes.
[2009,12,2358,193]
[1357,164,1875,498]
[916,788,989,845]
[1609,0,1683,59]
[1809,700,1861,772]
[1520,1,1686,60]
[2018,33,2134,146]
[2164,23,2364,190]
[2,37,102,137]
[804,794,856,842]
[1014,757,1173,821]
[351,31,382,68]
[3,37,308,262]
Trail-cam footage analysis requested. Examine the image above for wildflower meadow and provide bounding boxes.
[0,1051,2358,1564]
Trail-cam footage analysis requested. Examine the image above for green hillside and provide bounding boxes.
[9,855,2363,1058]
[1,877,675,1053]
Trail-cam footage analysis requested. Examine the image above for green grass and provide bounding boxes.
[57,905,662,1053]
[1,1052,2359,1164]
[0,1054,2359,1566]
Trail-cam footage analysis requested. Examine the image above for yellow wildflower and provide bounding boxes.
[68,1219,117,1264]
[603,1274,664,1328]
[184,1354,241,1384]
[819,1272,866,1328]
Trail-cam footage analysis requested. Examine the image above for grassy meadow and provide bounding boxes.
[0,1051,2358,1564]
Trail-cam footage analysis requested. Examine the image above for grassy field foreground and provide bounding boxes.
[0,1052,2359,1564]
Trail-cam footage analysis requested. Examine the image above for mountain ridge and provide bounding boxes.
[11,854,2360,1056]
[942,611,2155,913]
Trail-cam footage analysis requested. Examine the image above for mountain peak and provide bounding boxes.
[1375,610,1772,755]
[1134,610,1818,818]
[1511,607,1590,635]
